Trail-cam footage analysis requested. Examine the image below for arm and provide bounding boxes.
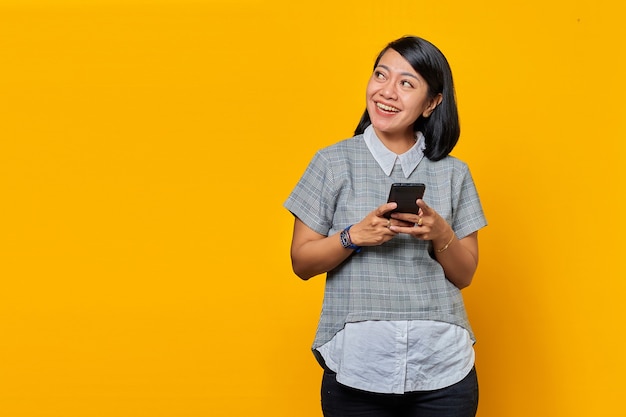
[431,230,479,289]
[289,202,408,280]
[289,218,353,280]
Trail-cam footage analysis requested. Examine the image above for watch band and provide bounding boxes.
[340,225,361,253]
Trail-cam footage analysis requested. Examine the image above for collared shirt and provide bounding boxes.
[284,126,487,394]
[318,125,475,394]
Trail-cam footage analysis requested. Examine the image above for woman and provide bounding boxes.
[284,36,487,417]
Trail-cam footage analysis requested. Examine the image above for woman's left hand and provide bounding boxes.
[389,199,452,246]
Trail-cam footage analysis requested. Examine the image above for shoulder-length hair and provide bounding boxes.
[354,36,460,162]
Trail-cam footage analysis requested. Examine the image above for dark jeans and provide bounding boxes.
[321,367,478,417]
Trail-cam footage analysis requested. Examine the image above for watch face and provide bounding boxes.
[340,226,360,252]
[340,229,351,248]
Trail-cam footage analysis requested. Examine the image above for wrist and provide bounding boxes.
[340,225,362,253]
[435,230,456,253]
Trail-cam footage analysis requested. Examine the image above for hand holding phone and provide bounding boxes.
[384,183,426,219]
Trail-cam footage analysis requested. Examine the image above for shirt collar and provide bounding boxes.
[363,125,425,178]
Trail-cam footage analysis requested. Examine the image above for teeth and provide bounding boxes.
[377,102,399,112]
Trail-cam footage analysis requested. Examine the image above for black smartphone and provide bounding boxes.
[384,183,426,218]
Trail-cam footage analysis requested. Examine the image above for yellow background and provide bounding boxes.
[1,0,624,416]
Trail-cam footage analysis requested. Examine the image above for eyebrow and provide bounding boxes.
[377,64,420,80]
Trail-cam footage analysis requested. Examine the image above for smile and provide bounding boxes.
[376,102,400,113]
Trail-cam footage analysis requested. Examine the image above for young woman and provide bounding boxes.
[284,36,487,417]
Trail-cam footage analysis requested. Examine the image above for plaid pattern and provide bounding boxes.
[284,135,487,349]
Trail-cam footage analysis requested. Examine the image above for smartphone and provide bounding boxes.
[384,183,426,218]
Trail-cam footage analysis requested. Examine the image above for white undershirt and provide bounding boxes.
[317,320,475,394]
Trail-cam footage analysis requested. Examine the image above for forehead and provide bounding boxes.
[376,49,420,78]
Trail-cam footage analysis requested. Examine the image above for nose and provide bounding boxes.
[380,82,397,100]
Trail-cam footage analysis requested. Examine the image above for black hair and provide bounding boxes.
[354,36,460,161]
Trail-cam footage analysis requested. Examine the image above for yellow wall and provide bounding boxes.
[1,1,624,416]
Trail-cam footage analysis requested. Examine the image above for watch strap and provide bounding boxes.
[340,225,361,253]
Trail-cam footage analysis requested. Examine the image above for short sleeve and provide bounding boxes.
[283,151,338,236]
[451,164,487,239]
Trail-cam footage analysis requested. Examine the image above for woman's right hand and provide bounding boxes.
[348,202,412,247]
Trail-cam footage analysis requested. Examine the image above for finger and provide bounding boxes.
[416,199,432,215]
[390,222,419,232]
[394,219,414,228]
[378,202,398,218]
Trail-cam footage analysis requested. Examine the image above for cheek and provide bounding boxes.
[365,84,377,109]
[365,82,376,99]
[405,97,429,117]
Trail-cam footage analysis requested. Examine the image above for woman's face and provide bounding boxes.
[365,49,441,142]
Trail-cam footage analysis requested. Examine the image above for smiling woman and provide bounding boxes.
[284,36,486,417]
[356,36,460,162]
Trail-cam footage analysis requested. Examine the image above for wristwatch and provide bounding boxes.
[340,225,361,253]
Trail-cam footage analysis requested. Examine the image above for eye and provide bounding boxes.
[400,80,414,88]
[374,71,386,80]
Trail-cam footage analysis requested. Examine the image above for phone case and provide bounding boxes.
[385,183,426,218]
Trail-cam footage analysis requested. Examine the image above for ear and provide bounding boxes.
[422,93,443,118]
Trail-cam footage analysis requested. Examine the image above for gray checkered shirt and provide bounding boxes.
[284,134,487,350]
